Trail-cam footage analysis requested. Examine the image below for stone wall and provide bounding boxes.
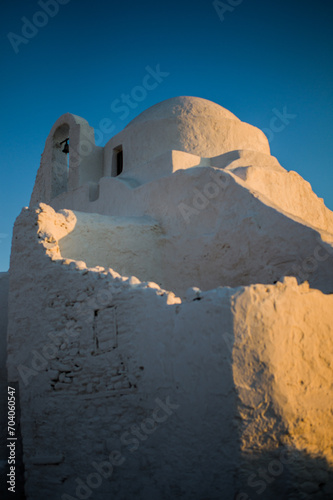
[6,205,333,499]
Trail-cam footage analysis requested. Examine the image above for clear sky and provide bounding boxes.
[1,0,332,271]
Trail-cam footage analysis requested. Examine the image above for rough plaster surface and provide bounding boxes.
[57,212,164,281]
[30,97,270,206]
[47,165,333,297]
[30,113,103,206]
[102,96,270,178]
[6,204,333,499]
[6,97,333,499]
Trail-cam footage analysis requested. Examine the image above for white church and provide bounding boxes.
[2,97,333,499]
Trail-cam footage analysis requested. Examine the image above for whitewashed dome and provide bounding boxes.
[124,96,270,159]
[127,96,240,126]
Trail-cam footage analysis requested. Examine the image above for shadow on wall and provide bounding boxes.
[56,292,242,499]
[0,274,26,499]
[5,204,333,498]
[58,212,166,286]
[56,192,333,298]
[236,449,333,499]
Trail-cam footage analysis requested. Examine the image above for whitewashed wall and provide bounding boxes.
[6,205,333,499]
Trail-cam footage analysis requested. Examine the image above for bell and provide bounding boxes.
[62,140,69,154]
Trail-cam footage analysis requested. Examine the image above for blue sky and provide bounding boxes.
[1,0,332,271]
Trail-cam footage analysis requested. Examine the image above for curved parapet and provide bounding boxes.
[30,113,103,207]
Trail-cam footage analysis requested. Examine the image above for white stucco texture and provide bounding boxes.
[112,95,271,170]
[30,96,271,207]
[38,164,333,298]
[6,205,333,499]
[6,97,333,499]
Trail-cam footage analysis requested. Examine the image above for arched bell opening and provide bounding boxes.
[52,124,70,199]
